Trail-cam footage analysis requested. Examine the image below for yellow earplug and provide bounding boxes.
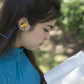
[21,23,26,27]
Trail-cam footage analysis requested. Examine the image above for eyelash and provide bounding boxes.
[43,28,49,32]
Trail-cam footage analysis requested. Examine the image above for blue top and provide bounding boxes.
[0,46,41,84]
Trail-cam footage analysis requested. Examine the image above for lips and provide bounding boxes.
[39,43,43,46]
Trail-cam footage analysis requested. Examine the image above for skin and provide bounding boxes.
[12,17,56,51]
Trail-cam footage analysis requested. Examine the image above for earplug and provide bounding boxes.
[0,23,26,39]
[21,23,26,27]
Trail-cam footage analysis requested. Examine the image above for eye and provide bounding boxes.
[43,28,49,32]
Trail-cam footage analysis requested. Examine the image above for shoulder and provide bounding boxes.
[0,59,16,83]
[0,67,8,84]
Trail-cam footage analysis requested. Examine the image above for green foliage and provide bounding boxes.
[56,0,84,39]
[34,50,68,73]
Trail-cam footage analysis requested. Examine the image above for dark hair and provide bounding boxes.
[0,0,61,83]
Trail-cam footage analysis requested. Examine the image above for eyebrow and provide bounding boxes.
[46,25,55,29]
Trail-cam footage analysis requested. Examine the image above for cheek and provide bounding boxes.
[20,28,45,48]
[35,32,44,42]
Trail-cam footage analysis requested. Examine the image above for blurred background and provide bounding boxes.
[0,0,84,73]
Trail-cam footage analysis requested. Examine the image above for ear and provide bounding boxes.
[18,17,31,31]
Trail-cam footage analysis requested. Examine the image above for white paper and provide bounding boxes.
[44,51,84,84]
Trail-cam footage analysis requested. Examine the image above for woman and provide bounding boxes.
[0,0,61,84]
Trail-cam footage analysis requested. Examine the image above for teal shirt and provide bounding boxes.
[0,47,41,84]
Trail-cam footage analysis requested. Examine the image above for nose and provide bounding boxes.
[44,33,50,40]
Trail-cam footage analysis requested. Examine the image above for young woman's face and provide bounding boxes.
[15,19,56,50]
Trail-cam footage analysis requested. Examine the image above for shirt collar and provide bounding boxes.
[3,46,25,57]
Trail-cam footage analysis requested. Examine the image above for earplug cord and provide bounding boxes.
[0,26,20,39]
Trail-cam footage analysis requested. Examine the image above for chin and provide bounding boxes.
[31,47,39,51]
[25,46,39,51]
